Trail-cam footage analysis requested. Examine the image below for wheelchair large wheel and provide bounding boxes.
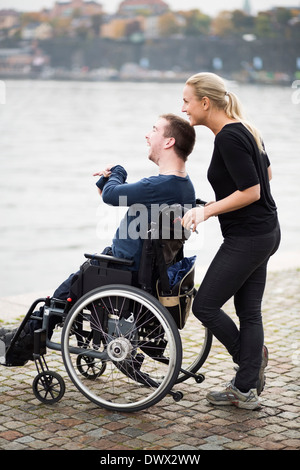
[61,285,182,412]
[176,310,212,384]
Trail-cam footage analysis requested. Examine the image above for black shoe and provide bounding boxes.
[0,326,32,366]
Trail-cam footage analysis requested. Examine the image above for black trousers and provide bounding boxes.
[193,222,281,392]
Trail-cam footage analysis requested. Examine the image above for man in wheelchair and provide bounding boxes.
[0,113,197,366]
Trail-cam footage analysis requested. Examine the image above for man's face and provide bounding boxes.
[145,118,168,164]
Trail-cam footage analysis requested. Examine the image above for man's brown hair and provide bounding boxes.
[160,113,196,161]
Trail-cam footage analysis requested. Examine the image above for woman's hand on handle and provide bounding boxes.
[182,206,207,232]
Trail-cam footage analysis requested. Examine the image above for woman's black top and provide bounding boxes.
[207,122,278,237]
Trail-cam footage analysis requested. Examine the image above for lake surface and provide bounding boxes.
[1,79,299,296]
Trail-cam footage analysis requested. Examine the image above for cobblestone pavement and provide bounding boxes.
[0,269,299,451]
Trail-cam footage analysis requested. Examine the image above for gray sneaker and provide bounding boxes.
[206,383,235,406]
[206,382,261,410]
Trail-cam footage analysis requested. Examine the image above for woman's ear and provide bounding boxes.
[202,96,210,110]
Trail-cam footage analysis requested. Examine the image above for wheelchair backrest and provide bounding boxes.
[150,204,191,263]
[138,204,192,294]
[150,204,191,239]
[138,204,197,329]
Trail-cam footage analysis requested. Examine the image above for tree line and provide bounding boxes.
[7,7,300,41]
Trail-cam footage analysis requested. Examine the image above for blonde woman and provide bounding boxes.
[182,72,280,410]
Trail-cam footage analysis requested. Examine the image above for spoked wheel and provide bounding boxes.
[76,354,106,379]
[61,285,182,412]
[32,370,65,404]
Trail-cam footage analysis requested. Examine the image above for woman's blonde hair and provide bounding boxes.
[186,72,264,153]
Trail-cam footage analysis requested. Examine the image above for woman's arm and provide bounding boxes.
[206,184,260,217]
[182,184,261,231]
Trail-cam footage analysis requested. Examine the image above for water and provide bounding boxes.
[1,80,300,297]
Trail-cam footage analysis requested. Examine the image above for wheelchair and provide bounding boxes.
[0,202,212,412]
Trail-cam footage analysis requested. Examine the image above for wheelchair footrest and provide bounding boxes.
[34,329,47,356]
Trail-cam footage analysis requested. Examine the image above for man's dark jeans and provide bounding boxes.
[192,222,281,392]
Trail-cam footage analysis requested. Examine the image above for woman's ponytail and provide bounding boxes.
[225,91,264,153]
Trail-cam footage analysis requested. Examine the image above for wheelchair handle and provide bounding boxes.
[84,253,134,267]
[196,198,207,206]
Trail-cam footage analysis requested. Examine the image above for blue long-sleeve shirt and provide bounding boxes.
[96,165,195,271]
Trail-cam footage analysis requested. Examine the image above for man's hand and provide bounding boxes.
[93,165,114,196]
[93,165,113,178]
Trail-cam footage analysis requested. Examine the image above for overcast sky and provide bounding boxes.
[0,0,298,16]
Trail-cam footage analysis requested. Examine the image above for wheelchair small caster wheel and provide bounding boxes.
[172,391,183,402]
[76,355,106,380]
[33,370,65,404]
[195,374,205,384]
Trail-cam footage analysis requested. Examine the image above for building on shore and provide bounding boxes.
[117,0,169,17]
[50,0,103,19]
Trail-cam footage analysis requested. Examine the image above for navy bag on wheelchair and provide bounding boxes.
[157,255,196,330]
